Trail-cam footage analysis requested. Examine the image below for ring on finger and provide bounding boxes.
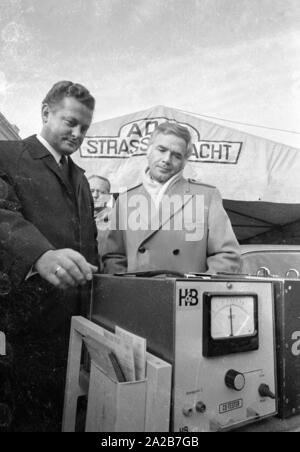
[54,266,62,276]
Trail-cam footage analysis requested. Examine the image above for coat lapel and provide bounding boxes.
[69,159,85,198]
[159,177,192,229]
[126,185,156,246]
[133,177,194,247]
[23,135,83,200]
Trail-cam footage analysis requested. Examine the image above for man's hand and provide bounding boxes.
[35,249,98,289]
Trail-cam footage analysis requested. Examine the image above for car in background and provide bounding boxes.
[240,245,300,278]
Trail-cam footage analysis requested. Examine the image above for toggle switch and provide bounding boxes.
[258,384,275,399]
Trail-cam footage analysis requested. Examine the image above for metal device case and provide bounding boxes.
[90,275,277,432]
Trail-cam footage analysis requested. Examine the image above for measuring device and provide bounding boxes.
[91,274,277,432]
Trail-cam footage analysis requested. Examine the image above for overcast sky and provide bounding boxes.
[0,0,300,147]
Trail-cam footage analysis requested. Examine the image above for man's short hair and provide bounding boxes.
[88,175,111,192]
[42,81,95,111]
[149,121,193,158]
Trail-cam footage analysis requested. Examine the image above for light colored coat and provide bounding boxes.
[102,177,241,275]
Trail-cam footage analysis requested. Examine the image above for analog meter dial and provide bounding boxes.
[203,293,259,357]
[211,296,255,339]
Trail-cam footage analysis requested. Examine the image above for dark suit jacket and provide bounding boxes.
[0,135,99,336]
[0,135,99,431]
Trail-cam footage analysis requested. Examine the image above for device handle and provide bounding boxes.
[114,270,185,278]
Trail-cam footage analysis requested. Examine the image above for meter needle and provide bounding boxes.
[229,306,234,337]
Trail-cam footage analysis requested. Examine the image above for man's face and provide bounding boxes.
[147,133,188,183]
[89,177,110,209]
[41,97,93,156]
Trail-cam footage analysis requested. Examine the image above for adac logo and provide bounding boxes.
[178,288,199,308]
[81,117,243,164]
[291,331,300,356]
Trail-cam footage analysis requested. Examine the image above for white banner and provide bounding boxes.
[72,105,300,203]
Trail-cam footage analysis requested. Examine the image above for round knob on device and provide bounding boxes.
[225,369,246,391]
[182,406,193,417]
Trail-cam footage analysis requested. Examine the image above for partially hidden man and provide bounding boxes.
[0,81,99,431]
[102,122,241,275]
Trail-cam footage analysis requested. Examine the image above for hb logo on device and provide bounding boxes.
[178,289,199,307]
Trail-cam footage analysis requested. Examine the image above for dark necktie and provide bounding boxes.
[60,155,70,181]
[59,155,75,198]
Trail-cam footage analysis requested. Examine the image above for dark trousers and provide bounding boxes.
[0,276,81,432]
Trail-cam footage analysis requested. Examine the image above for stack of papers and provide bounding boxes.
[83,326,146,383]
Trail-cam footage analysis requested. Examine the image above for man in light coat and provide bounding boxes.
[102,122,240,275]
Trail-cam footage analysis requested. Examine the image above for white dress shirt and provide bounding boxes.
[36,134,62,165]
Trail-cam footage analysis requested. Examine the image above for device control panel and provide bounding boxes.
[174,280,276,432]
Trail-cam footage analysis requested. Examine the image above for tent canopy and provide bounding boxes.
[224,200,300,242]
[72,105,300,242]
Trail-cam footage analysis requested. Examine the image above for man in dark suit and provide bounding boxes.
[0,81,99,431]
